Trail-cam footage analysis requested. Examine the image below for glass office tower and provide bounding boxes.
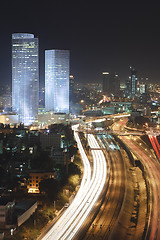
[12,33,39,125]
[130,67,137,97]
[45,50,69,114]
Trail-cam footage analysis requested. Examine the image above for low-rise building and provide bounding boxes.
[38,111,69,127]
[51,148,66,166]
[0,197,15,229]
[27,170,56,193]
[40,133,61,150]
[0,114,18,126]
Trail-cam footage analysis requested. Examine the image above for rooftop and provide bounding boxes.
[0,197,14,206]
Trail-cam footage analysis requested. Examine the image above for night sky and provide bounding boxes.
[0,1,160,86]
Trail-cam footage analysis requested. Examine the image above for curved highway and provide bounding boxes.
[121,136,160,240]
[112,118,160,240]
[84,134,125,239]
[41,126,107,240]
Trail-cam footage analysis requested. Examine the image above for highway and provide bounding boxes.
[41,126,107,240]
[84,134,125,239]
[121,136,160,240]
[113,118,160,239]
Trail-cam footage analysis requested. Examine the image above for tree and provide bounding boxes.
[0,123,4,129]
[30,151,52,170]
[68,145,77,158]
[68,175,80,188]
[63,125,74,144]
[39,178,60,201]
[68,162,81,176]
[5,124,10,129]
[18,123,24,129]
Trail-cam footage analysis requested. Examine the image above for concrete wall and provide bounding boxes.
[17,202,37,227]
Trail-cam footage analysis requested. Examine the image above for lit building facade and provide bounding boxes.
[45,50,69,113]
[69,75,75,102]
[139,83,147,94]
[28,171,56,194]
[125,67,138,98]
[12,33,39,126]
[130,67,137,97]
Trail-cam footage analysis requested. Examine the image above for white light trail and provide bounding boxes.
[42,125,107,240]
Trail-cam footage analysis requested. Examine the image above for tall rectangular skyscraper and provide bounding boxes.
[45,50,69,114]
[102,72,120,96]
[130,67,137,97]
[12,33,39,126]
[125,67,137,98]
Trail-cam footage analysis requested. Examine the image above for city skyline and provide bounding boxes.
[1,1,160,236]
[0,1,160,86]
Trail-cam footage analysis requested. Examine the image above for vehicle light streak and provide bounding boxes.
[121,136,160,240]
[42,125,91,240]
[42,127,107,240]
[148,135,160,161]
[69,151,106,239]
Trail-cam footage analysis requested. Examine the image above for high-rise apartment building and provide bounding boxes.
[69,75,75,102]
[102,72,110,94]
[45,50,69,114]
[102,72,120,96]
[12,33,39,125]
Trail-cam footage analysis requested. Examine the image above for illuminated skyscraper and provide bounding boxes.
[125,67,138,98]
[130,67,137,97]
[12,33,39,125]
[45,50,69,113]
[69,75,75,102]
